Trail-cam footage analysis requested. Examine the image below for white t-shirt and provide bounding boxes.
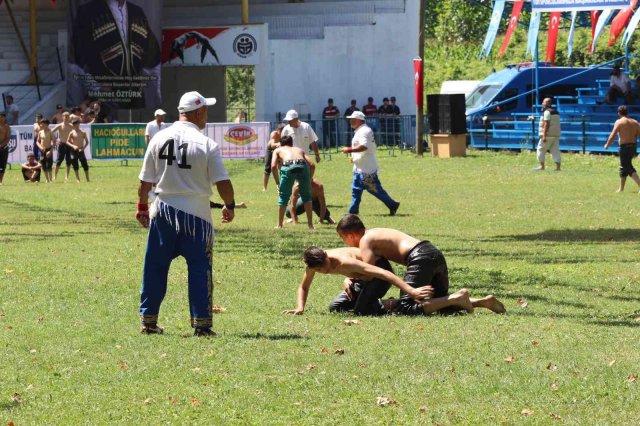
[350,123,379,174]
[145,120,169,141]
[281,121,318,151]
[139,121,230,224]
[611,73,631,93]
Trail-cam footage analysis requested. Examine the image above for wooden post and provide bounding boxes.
[416,0,425,156]
[241,0,249,24]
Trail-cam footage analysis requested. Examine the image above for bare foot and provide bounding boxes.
[616,188,623,193]
[275,225,283,229]
[450,289,474,313]
[237,202,247,208]
[473,295,506,314]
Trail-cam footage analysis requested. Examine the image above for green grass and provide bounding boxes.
[1,150,639,424]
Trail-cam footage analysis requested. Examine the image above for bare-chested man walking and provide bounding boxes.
[37,119,55,182]
[51,112,74,181]
[271,135,315,229]
[66,118,90,182]
[604,105,640,192]
[336,214,506,316]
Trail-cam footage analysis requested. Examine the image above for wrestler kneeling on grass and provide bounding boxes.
[335,214,506,315]
[284,246,437,315]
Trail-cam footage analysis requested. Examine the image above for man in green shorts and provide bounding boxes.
[271,135,314,229]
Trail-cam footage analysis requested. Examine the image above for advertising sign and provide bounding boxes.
[91,124,146,159]
[67,0,163,109]
[7,125,93,163]
[206,122,270,159]
[162,26,263,66]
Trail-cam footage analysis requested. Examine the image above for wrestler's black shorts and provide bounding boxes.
[70,150,89,171]
[0,147,8,172]
[40,148,53,171]
[395,241,449,316]
[619,143,637,178]
[56,144,70,166]
[264,149,273,175]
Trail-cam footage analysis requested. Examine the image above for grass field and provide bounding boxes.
[1,150,639,424]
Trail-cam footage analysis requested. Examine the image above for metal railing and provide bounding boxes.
[271,115,426,159]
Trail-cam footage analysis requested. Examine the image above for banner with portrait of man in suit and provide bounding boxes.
[67,0,163,110]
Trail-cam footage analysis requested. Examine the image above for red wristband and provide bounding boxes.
[137,202,148,211]
[345,147,353,153]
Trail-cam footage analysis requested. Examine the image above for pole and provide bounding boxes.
[29,0,38,84]
[241,0,249,25]
[534,35,540,145]
[416,0,425,156]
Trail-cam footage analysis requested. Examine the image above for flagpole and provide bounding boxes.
[535,34,540,115]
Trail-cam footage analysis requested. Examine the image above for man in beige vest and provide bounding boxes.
[533,98,561,171]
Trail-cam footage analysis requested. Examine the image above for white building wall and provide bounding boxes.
[255,0,418,122]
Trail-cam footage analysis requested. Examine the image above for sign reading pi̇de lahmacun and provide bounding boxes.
[531,0,630,12]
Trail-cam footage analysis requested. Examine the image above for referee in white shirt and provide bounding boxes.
[341,111,400,216]
[136,91,235,337]
[281,109,321,163]
[144,109,168,145]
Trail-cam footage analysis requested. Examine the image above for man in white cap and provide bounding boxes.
[145,109,169,145]
[281,109,321,163]
[136,91,236,337]
[342,111,400,216]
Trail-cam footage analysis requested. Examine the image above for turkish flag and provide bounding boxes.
[546,12,561,66]
[609,0,638,46]
[498,0,524,58]
[588,10,601,54]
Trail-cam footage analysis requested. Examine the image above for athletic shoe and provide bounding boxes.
[389,202,400,216]
[194,328,217,337]
[532,166,544,171]
[140,324,164,334]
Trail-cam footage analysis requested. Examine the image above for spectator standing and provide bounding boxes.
[136,91,235,337]
[344,99,360,144]
[32,114,43,161]
[604,105,640,192]
[378,97,394,146]
[533,97,561,171]
[342,111,400,215]
[21,153,42,182]
[0,112,10,185]
[37,119,55,183]
[605,65,633,105]
[145,109,168,145]
[5,95,19,125]
[51,112,74,181]
[281,109,321,163]
[234,111,246,123]
[51,104,64,124]
[362,97,378,132]
[322,98,340,149]
[390,96,401,146]
[85,110,97,124]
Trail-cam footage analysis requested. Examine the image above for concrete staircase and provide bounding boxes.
[0,0,67,123]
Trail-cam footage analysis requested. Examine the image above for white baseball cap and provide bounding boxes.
[154,109,166,116]
[346,111,366,121]
[177,91,216,114]
[284,109,298,122]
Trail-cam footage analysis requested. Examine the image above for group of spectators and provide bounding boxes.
[20,108,91,184]
[320,96,402,147]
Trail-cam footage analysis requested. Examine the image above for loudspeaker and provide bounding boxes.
[427,94,466,134]
[438,94,466,134]
[426,94,440,134]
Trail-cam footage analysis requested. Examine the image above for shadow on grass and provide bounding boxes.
[445,247,615,265]
[0,400,19,411]
[588,319,640,328]
[237,332,307,340]
[488,228,640,243]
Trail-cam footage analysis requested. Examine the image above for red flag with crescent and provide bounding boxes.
[498,0,524,58]
[609,0,638,46]
[546,12,561,66]
[588,10,601,54]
